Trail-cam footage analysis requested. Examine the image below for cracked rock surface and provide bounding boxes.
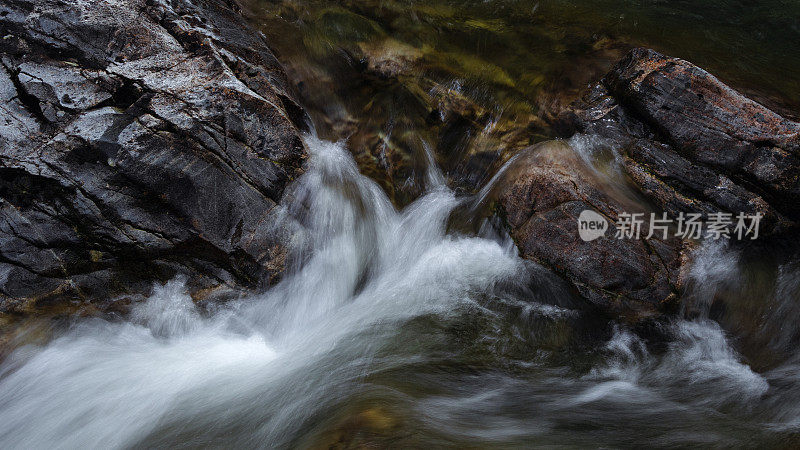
[500,48,800,320]
[558,48,800,233]
[496,140,683,320]
[0,0,308,313]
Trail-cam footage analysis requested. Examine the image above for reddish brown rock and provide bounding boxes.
[605,48,800,222]
[555,48,799,233]
[508,48,800,320]
[496,141,682,319]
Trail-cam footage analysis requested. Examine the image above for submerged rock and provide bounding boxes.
[357,38,423,79]
[0,0,308,313]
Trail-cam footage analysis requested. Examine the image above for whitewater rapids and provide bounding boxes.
[0,136,797,448]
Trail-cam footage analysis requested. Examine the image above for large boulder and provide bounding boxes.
[0,0,308,313]
[496,141,683,319]
[558,48,799,232]
[606,48,800,221]
[501,48,800,319]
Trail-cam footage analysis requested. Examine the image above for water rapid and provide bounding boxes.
[0,136,798,448]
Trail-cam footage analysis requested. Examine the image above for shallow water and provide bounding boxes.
[255,0,800,107]
[249,0,799,206]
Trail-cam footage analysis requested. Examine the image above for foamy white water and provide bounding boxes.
[0,136,524,448]
[0,136,796,448]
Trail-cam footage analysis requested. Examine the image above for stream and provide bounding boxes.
[1,0,799,448]
[1,135,798,447]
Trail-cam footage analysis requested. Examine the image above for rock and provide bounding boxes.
[496,141,683,319]
[502,48,800,319]
[357,38,423,79]
[606,49,800,214]
[623,140,788,233]
[0,0,308,313]
[555,48,799,234]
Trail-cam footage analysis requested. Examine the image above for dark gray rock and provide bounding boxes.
[0,0,308,313]
[622,139,787,232]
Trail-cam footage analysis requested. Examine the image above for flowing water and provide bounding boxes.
[248,0,800,205]
[2,0,800,448]
[1,135,799,448]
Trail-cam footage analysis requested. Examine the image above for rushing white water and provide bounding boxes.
[0,136,796,448]
[580,321,768,408]
[0,136,525,448]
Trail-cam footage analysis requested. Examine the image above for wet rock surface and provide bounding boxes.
[501,48,800,319]
[0,0,308,313]
[496,141,683,319]
[558,48,800,231]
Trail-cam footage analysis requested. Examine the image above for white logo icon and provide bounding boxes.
[577,210,608,242]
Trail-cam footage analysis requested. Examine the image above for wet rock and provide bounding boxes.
[606,48,800,220]
[496,141,683,319]
[623,140,788,233]
[556,48,799,233]
[0,0,308,312]
[505,47,800,319]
